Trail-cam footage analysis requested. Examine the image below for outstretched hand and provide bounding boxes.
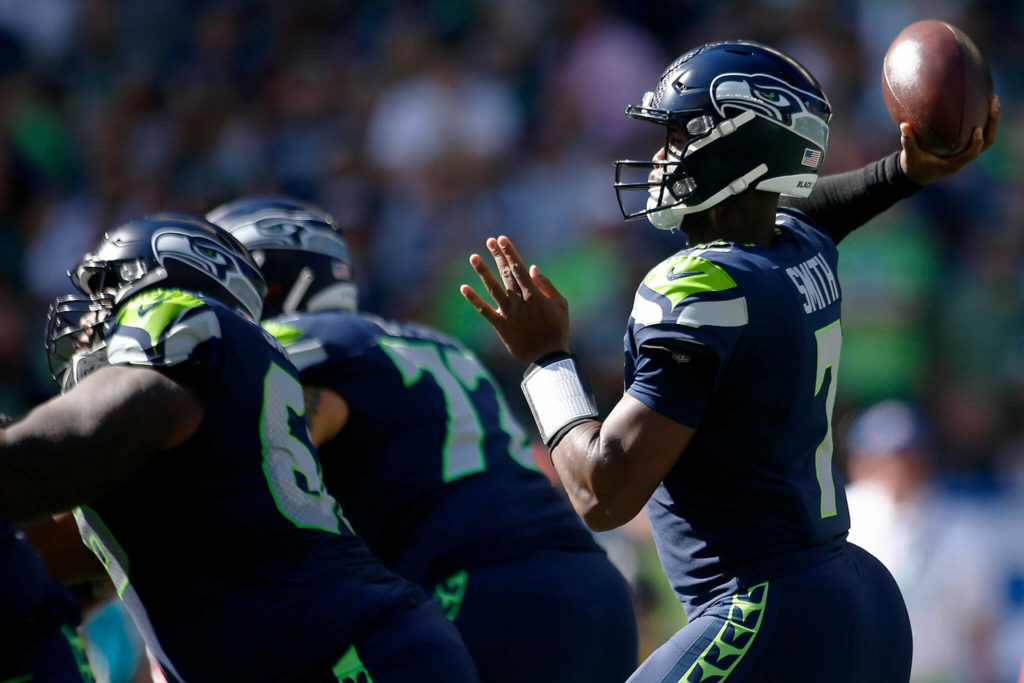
[900,95,1000,186]
[460,236,570,365]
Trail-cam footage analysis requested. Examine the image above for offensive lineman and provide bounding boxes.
[1,213,477,682]
[207,196,639,683]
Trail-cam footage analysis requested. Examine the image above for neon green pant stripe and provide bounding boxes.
[680,581,769,682]
[433,569,469,621]
[61,625,96,682]
[333,645,373,683]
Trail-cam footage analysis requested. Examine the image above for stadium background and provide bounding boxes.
[0,0,1020,680]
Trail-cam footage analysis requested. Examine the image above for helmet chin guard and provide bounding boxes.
[614,41,831,232]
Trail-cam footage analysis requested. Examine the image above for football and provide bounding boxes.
[881,19,992,156]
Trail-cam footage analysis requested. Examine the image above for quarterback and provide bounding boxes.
[463,40,998,681]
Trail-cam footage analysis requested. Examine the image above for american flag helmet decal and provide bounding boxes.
[801,148,822,167]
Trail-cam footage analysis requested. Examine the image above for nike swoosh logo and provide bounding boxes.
[666,269,704,280]
[136,301,161,316]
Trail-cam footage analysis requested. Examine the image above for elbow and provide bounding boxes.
[581,511,623,533]
[577,496,643,532]
[554,429,648,532]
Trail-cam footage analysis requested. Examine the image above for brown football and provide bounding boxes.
[882,19,992,156]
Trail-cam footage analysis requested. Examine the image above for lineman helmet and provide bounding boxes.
[206,196,356,318]
[45,212,266,381]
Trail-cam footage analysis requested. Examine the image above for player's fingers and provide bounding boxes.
[531,265,566,305]
[486,237,519,295]
[899,123,920,153]
[469,253,509,307]
[963,126,985,158]
[981,95,1000,150]
[460,284,503,327]
[957,96,999,160]
[495,236,533,294]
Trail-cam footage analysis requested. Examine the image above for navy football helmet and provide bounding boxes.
[206,196,356,318]
[614,41,832,231]
[46,212,266,382]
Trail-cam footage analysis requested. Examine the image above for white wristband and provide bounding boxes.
[521,353,599,447]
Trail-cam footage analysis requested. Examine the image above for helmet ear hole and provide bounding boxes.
[82,271,105,296]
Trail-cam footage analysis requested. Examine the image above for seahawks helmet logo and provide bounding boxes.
[233,210,316,249]
[224,209,350,262]
[710,73,829,148]
[152,229,265,319]
[153,230,243,281]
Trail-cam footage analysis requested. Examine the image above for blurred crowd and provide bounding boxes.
[0,0,1021,681]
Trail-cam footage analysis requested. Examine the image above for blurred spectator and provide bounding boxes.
[835,207,942,404]
[361,27,523,318]
[844,400,1003,682]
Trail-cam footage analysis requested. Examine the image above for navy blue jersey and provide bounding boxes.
[0,513,92,683]
[625,210,850,617]
[0,513,80,636]
[265,312,602,585]
[75,289,426,682]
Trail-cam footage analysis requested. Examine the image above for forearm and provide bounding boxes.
[518,354,635,528]
[0,398,141,521]
[547,391,693,531]
[0,423,106,522]
[0,367,200,522]
[549,421,634,532]
[781,151,921,243]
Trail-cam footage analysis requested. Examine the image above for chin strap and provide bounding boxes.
[282,267,315,315]
[647,163,769,231]
[520,352,599,448]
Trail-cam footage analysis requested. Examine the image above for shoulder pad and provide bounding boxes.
[262,318,304,347]
[631,250,748,329]
[262,317,327,371]
[106,289,221,367]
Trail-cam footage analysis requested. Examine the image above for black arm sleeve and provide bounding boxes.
[779,151,922,244]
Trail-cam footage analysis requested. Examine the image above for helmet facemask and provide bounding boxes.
[45,292,114,386]
[45,254,150,384]
[614,102,738,230]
